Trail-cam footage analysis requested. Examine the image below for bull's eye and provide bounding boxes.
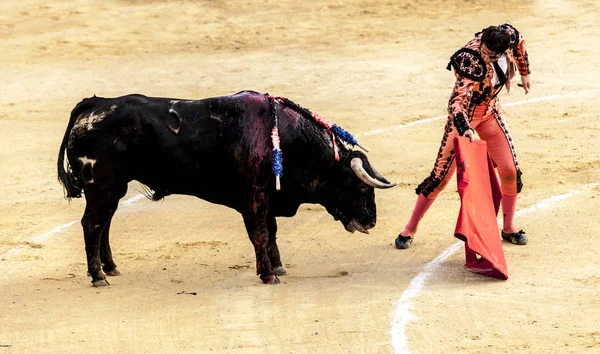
[358,183,369,193]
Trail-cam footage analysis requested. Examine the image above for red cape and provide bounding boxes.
[454,137,508,280]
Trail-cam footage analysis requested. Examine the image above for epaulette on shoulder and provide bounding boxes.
[500,23,520,48]
[446,48,487,82]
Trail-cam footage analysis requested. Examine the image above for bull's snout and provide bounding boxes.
[345,218,376,234]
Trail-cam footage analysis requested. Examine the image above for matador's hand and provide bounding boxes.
[464,128,475,142]
[518,75,531,94]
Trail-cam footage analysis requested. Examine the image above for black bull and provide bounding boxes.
[57,91,395,286]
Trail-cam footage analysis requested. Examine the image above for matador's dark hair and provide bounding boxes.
[481,26,511,54]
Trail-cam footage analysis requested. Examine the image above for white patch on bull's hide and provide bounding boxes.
[209,112,223,123]
[168,107,182,134]
[71,105,117,134]
[79,156,97,167]
[69,105,119,149]
[79,156,96,183]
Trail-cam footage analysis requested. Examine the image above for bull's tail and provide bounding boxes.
[57,98,95,199]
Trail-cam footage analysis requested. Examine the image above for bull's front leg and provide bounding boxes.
[267,216,286,276]
[241,184,279,284]
[242,212,279,284]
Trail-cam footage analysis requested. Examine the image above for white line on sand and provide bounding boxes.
[0,194,147,260]
[359,89,600,138]
[390,183,599,354]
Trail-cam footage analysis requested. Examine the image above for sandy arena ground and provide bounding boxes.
[1,0,599,352]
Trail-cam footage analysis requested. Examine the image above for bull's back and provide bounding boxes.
[66,92,269,209]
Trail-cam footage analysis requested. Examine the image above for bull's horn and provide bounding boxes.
[350,158,396,189]
[369,164,392,184]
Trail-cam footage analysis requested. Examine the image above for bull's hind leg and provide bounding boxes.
[267,217,286,276]
[100,215,119,276]
[81,184,125,287]
[100,184,128,276]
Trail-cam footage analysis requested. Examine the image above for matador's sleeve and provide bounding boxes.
[501,24,530,75]
[448,76,476,136]
[446,48,486,136]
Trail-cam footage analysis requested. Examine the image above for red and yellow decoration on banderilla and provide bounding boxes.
[266,94,369,190]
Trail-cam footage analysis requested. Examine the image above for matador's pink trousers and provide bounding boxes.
[403,99,521,236]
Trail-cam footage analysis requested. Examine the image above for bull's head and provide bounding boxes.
[325,151,395,234]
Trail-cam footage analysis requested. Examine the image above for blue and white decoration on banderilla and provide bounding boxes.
[271,126,283,190]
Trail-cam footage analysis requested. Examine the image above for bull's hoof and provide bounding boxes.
[104,268,121,276]
[395,234,413,249]
[92,279,110,287]
[260,275,280,284]
[274,266,287,276]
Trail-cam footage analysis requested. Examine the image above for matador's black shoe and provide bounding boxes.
[501,229,528,245]
[395,234,413,249]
